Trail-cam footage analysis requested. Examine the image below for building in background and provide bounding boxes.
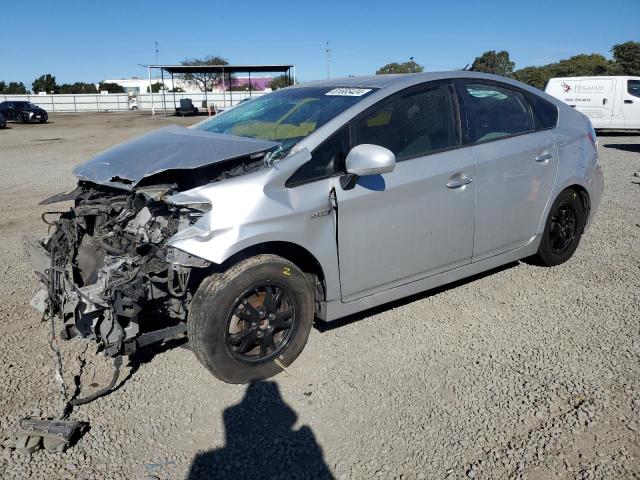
[99,76,274,94]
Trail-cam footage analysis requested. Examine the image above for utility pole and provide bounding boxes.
[326,41,331,79]
[154,41,160,89]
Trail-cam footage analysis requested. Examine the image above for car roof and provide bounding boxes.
[291,71,532,91]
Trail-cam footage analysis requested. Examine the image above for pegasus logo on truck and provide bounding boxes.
[561,82,572,93]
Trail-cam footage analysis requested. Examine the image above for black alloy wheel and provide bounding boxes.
[548,204,577,254]
[225,284,297,364]
[534,189,586,266]
[188,254,315,384]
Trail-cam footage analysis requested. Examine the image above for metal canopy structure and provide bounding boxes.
[154,64,294,75]
[145,64,295,115]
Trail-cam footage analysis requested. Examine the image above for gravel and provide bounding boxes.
[0,115,638,479]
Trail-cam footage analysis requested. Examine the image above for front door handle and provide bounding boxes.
[535,152,552,163]
[446,174,473,189]
[624,99,633,104]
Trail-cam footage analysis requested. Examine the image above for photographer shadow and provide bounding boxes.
[187,380,333,480]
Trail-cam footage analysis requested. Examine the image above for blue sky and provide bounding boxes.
[1,0,638,88]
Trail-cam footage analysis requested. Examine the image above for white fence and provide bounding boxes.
[0,91,265,113]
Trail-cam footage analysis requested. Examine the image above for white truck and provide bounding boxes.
[546,76,640,130]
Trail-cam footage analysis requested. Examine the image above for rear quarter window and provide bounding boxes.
[526,93,559,130]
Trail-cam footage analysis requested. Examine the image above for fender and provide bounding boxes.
[166,149,342,301]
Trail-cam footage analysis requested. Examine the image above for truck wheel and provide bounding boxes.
[534,189,586,266]
[188,254,315,384]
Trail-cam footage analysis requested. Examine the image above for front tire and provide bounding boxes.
[534,189,586,266]
[188,254,315,384]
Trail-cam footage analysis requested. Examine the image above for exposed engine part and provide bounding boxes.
[25,182,212,358]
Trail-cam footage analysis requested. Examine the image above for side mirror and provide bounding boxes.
[345,144,396,177]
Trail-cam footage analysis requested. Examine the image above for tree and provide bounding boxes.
[58,82,98,94]
[179,55,229,91]
[146,81,166,93]
[553,54,612,77]
[32,74,58,93]
[612,41,640,75]
[514,53,620,90]
[98,82,125,93]
[512,66,554,90]
[470,50,515,77]
[1,81,28,94]
[270,75,293,90]
[376,60,424,75]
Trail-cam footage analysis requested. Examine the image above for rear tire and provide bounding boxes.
[188,254,315,384]
[534,189,586,266]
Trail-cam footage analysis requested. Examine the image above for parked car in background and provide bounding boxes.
[0,101,48,124]
[26,72,603,384]
[0,101,49,124]
[546,76,640,130]
[0,112,6,128]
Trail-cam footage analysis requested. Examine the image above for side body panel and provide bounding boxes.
[334,147,476,301]
[471,130,559,261]
[321,236,541,321]
[544,112,604,233]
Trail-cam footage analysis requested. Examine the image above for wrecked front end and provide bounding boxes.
[24,126,281,357]
[25,183,212,356]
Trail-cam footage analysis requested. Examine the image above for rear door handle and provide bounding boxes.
[446,174,473,189]
[535,152,552,163]
[624,99,633,104]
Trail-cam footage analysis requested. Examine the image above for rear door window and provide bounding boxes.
[353,83,459,161]
[628,80,640,98]
[463,82,534,143]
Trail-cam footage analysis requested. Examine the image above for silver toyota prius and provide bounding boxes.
[26,72,604,384]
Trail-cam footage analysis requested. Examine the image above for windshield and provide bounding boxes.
[16,102,37,109]
[195,86,375,154]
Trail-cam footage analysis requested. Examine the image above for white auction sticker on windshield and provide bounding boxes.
[325,88,372,97]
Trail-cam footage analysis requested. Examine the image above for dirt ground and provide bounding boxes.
[0,113,638,480]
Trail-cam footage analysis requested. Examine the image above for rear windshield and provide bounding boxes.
[195,86,375,154]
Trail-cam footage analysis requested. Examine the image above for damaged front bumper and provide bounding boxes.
[25,184,212,357]
[25,235,135,354]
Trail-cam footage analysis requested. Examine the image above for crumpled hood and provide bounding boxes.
[73,125,279,190]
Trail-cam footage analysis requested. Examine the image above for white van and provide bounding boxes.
[546,76,640,130]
